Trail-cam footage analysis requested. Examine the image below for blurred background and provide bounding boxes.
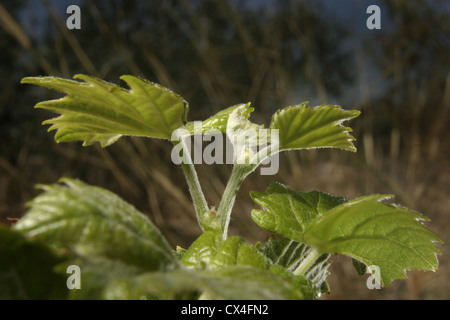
[0,0,448,299]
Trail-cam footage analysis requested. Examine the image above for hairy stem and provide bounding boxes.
[293,247,321,276]
[216,164,253,240]
[180,162,209,229]
[174,139,209,231]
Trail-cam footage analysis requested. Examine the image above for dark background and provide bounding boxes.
[0,0,449,299]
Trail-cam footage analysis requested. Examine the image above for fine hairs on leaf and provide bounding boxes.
[6,74,441,300]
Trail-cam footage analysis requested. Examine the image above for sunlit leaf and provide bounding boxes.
[251,183,441,286]
[251,182,347,240]
[183,103,253,135]
[270,103,360,152]
[180,231,270,270]
[21,75,188,146]
[303,194,441,286]
[179,231,318,299]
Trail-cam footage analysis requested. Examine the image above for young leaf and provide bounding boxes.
[251,182,347,241]
[180,231,320,299]
[21,75,188,146]
[183,103,253,135]
[14,178,179,271]
[180,231,221,268]
[251,183,441,286]
[226,103,264,135]
[302,194,441,286]
[0,226,68,299]
[180,231,270,270]
[270,103,360,152]
[209,236,271,270]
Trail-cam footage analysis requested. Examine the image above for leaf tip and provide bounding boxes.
[72,74,89,81]
[21,77,33,84]
[249,190,260,199]
[352,109,361,118]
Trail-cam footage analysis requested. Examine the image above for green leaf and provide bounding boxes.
[14,178,179,272]
[180,231,221,268]
[226,103,264,134]
[54,228,316,300]
[251,182,347,241]
[0,226,68,299]
[183,103,253,135]
[303,194,441,286]
[270,103,360,152]
[208,236,271,270]
[251,183,441,287]
[180,231,318,299]
[21,75,188,146]
[180,231,270,270]
[224,104,269,166]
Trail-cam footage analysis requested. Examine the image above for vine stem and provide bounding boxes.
[174,139,209,231]
[293,247,321,276]
[215,144,277,240]
[216,164,253,241]
[180,161,209,230]
[175,131,276,238]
